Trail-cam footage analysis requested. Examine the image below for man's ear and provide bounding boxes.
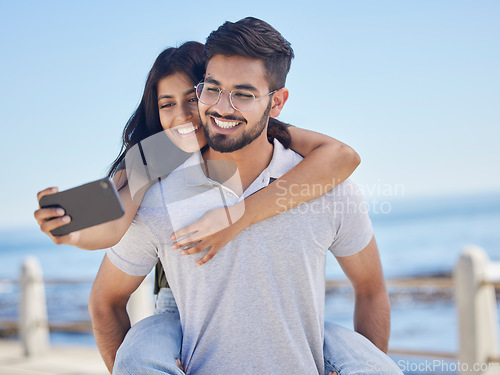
[269,88,289,118]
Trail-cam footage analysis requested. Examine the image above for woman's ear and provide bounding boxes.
[269,88,289,118]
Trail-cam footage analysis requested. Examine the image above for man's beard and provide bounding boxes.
[202,100,272,153]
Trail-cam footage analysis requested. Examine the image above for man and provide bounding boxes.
[90,17,402,375]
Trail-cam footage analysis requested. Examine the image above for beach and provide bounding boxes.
[0,339,107,374]
[1,192,500,373]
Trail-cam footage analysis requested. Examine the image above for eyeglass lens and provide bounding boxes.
[196,83,255,112]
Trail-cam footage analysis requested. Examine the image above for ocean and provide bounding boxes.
[1,192,500,356]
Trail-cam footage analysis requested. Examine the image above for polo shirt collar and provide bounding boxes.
[265,139,297,181]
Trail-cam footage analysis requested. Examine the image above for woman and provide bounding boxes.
[35,42,365,375]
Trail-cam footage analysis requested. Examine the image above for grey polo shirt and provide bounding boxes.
[108,139,373,375]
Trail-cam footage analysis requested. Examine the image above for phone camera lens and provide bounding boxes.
[100,181,109,189]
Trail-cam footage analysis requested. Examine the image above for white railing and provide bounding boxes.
[9,247,500,367]
[454,246,500,375]
[19,256,49,356]
[17,257,153,357]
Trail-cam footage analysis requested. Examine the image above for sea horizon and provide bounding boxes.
[1,190,500,355]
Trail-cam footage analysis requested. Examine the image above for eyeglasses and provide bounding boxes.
[195,82,276,112]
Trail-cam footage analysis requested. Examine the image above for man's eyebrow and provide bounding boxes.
[205,77,259,93]
[234,83,258,92]
[158,88,195,101]
[204,77,220,86]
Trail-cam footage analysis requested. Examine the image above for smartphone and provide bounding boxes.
[39,178,125,236]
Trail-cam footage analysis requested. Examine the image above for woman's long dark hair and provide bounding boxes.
[107,41,205,178]
[108,41,291,180]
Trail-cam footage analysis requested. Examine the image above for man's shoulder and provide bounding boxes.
[321,179,364,204]
[332,179,361,196]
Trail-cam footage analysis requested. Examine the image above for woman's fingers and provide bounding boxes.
[37,187,59,203]
[195,247,219,266]
[174,207,247,266]
[40,215,71,234]
[177,238,222,266]
[172,232,204,249]
[35,187,64,226]
[179,242,205,255]
[180,243,220,266]
[34,186,78,245]
[171,222,198,242]
[171,207,233,243]
[33,207,65,225]
[172,219,230,247]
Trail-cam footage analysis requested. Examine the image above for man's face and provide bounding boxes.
[198,55,273,153]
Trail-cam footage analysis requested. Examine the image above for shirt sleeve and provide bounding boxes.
[328,180,374,257]
[106,214,159,276]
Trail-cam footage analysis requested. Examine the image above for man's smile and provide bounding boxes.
[210,116,245,134]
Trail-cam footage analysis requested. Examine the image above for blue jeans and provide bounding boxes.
[113,288,183,375]
[113,288,402,375]
[323,321,402,374]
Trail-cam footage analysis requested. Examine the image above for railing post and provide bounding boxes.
[19,256,50,356]
[126,275,154,326]
[454,246,500,375]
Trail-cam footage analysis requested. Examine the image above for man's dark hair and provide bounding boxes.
[204,17,294,91]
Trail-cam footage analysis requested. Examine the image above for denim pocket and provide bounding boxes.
[154,288,180,315]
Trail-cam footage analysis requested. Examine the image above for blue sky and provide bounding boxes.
[1,0,499,229]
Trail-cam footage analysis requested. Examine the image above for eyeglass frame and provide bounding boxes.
[194,81,277,112]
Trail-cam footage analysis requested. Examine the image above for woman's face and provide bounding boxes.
[157,72,207,153]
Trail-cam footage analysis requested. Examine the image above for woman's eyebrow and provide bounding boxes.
[158,94,173,100]
[158,88,195,101]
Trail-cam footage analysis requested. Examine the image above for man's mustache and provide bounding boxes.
[206,111,247,124]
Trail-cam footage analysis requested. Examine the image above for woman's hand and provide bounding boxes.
[34,187,81,245]
[171,204,247,266]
